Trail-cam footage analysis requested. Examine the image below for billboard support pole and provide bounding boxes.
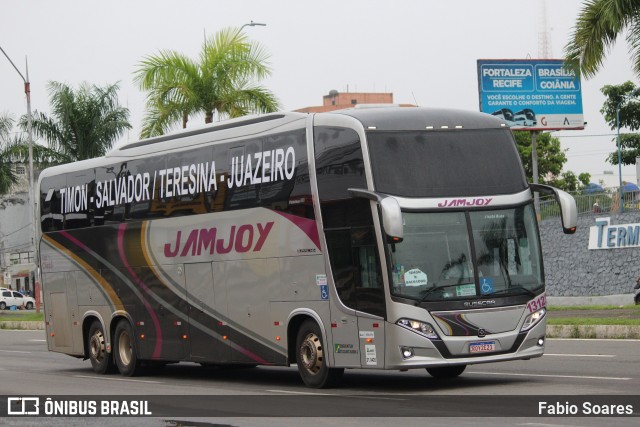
[531,130,540,218]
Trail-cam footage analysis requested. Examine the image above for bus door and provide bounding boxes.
[43,271,79,354]
[324,222,386,368]
[314,123,386,368]
[184,262,230,363]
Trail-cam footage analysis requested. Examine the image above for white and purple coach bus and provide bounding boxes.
[38,107,576,388]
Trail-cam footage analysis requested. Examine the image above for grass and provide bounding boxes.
[547,317,640,326]
[548,304,640,311]
[0,312,44,322]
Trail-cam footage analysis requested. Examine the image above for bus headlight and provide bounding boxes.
[397,318,439,339]
[521,307,546,332]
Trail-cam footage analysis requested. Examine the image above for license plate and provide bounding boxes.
[469,340,496,353]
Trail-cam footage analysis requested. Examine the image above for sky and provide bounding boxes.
[1,0,637,187]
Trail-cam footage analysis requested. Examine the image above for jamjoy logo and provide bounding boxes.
[7,397,40,415]
[164,221,274,258]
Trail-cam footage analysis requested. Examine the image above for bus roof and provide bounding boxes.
[332,106,508,131]
[37,107,506,182]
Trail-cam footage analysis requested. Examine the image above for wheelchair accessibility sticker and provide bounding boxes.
[480,278,494,295]
[320,285,329,300]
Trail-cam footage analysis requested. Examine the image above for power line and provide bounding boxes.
[0,223,31,238]
[552,132,638,138]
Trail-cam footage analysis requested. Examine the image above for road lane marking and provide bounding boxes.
[544,353,615,358]
[549,338,640,342]
[345,395,407,401]
[468,371,631,381]
[266,389,334,396]
[29,339,46,342]
[267,389,405,400]
[74,375,163,384]
[0,349,31,354]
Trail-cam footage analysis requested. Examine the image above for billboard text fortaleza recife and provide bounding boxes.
[477,59,584,131]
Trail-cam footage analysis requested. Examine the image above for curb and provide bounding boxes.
[0,321,45,330]
[546,325,640,339]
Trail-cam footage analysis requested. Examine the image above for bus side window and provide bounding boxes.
[315,126,386,318]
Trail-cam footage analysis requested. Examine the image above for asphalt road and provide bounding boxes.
[0,330,638,426]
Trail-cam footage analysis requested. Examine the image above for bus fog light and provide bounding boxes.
[401,347,415,359]
[397,318,439,339]
[521,308,546,332]
[537,337,545,347]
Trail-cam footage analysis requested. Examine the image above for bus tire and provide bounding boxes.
[87,320,113,374]
[295,320,343,388]
[113,319,141,377]
[426,365,466,378]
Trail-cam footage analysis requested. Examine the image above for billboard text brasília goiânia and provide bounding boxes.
[477,59,584,131]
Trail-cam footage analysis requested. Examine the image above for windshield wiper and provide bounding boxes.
[418,283,463,303]
[487,285,537,297]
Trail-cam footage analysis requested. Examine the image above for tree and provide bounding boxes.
[513,131,590,192]
[135,27,280,138]
[548,171,592,193]
[18,81,131,163]
[600,81,640,165]
[513,131,566,181]
[564,0,640,79]
[0,113,20,194]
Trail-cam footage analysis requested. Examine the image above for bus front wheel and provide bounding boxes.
[87,320,113,374]
[295,320,343,388]
[426,365,466,378]
[113,319,141,376]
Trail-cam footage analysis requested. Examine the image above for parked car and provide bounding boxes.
[0,289,35,310]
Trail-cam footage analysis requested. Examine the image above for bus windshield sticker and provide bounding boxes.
[480,278,494,295]
[456,284,476,297]
[316,274,327,286]
[359,331,374,339]
[404,268,428,287]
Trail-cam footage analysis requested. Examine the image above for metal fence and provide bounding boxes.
[538,189,640,219]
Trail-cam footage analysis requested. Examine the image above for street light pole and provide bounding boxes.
[616,103,624,213]
[615,91,640,214]
[0,45,40,312]
[240,20,267,31]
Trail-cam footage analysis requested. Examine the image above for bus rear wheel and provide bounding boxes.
[295,320,343,388]
[113,319,141,376]
[87,320,113,374]
[426,365,466,378]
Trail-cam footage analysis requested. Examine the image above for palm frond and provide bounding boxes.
[565,0,640,79]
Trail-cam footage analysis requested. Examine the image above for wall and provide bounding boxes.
[539,211,640,296]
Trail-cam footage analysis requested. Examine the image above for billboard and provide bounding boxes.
[477,59,584,131]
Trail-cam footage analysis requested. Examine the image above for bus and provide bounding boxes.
[37,107,577,388]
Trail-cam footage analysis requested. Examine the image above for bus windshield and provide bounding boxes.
[367,129,528,198]
[389,204,543,302]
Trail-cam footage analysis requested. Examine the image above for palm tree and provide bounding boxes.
[135,27,280,138]
[0,113,20,194]
[564,0,640,79]
[19,81,131,163]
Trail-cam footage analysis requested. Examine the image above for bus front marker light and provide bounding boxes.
[397,318,439,339]
[521,308,546,332]
[537,337,545,347]
[401,347,415,359]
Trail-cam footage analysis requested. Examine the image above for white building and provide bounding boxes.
[0,163,38,294]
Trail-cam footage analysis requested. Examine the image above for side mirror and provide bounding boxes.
[529,183,577,234]
[348,188,404,242]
